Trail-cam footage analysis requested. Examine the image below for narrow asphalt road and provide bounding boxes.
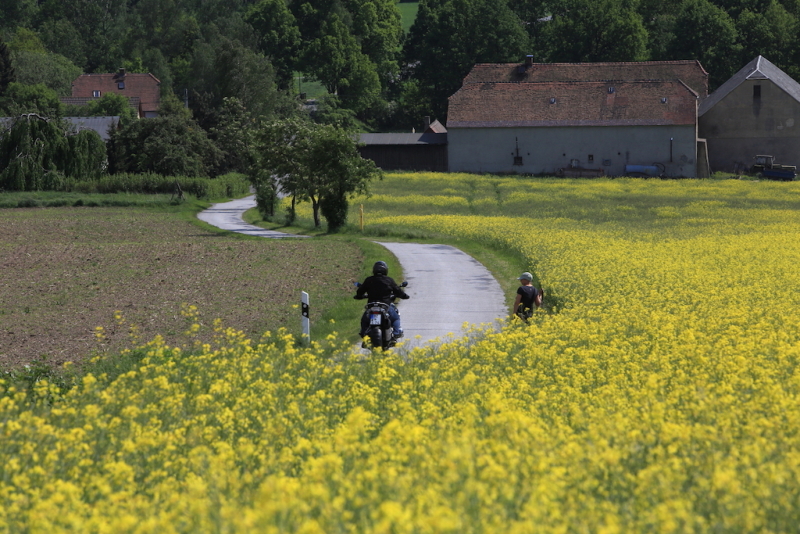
[376,242,508,349]
[197,196,309,238]
[198,197,509,348]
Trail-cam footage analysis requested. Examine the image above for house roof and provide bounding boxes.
[0,116,120,141]
[447,80,698,128]
[359,132,448,145]
[698,55,800,116]
[65,116,120,141]
[463,60,709,98]
[71,71,161,114]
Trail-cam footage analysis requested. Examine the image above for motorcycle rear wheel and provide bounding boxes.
[368,326,383,350]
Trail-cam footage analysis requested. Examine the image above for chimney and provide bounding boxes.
[424,116,431,131]
[525,55,534,67]
[118,68,126,76]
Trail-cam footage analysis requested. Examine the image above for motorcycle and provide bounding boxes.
[355,281,408,350]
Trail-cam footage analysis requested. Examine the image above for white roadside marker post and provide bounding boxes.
[301,291,310,343]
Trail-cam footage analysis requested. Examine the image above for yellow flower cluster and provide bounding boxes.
[2,176,800,532]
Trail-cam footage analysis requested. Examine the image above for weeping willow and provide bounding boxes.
[0,114,107,191]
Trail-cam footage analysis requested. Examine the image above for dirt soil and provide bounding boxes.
[0,207,361,369]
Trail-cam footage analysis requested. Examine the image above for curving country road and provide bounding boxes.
[375,242,507,349]
[198,196,508,348]
[197,196,309,239]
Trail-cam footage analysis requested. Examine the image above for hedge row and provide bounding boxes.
[71,173,252,199]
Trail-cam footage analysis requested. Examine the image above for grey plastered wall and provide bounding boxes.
[699,79,800,172]
[447,125,698,177]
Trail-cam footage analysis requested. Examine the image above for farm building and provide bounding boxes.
[358,118,448,172]
[698,56,800,173]
[447,60,709,177]
[64,69,161,118]
[462,59,709,98]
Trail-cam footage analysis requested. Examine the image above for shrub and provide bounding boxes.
[71,173,250,199]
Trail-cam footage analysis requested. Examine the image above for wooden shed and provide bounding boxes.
[358,131,448,172]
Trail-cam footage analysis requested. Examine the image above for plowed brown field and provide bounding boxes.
[0,207,361,368]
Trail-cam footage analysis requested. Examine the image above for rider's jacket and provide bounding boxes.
[517,285,539,309]
[354,274,409,305]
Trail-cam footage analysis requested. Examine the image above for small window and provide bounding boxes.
[513,156,523,166]
[608,87,615,94]
[753,85,761,99]
[550,97,556,104]
[588,154,594,163]
[118,82,125,89]
[661,97,668,104]
[92,90,101,98]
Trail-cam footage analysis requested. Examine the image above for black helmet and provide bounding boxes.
[373,261,388,275]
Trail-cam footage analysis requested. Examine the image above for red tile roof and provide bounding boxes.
[463,61,709,98]
[447,80,698,128]
[71,71,161,116]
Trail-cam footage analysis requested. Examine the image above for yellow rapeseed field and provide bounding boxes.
[2,174,800,533]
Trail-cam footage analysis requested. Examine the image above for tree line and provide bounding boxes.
[2,0,797,130]
[0,0,798,227]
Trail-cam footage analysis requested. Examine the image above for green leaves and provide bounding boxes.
[108,113,221,177]
[0,114,106,190]
[403,0,530,120]
[246,0,301,89]
[666,0,741,87]
[542,0,649,62]
[251,118,381,229]
[1,82,63,118]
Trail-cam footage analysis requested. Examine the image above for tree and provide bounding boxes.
[403,0,530,120]
[343,0,403,87]
[6,27,82,96]
[37,19,87,68]
[541,0,649,62]
[107,109,222,177]
[287,0,401,118]
[637,0,684,60]
[0,115,68,191]
[178,34,289,122]
[313,95,360,131]
[62,92,138,124]
[246,0,301,89]
[6,27,46,53]
[0,39,15,97]
[665,0,741,88]
[0,0,37,31]
[36,0,127,71]
[127,0,197,61]
[251,118,381,230]
[302,14,382,114]
[0,83,63,118]
[141,49,174,95]
[0,114,106,191]
[736,1,799,75]
[209,97,258,175]
[508,0,552,52]
[10,51,82,96]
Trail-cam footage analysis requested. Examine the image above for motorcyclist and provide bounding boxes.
[354,261,409,339]
[514,271,542,321]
